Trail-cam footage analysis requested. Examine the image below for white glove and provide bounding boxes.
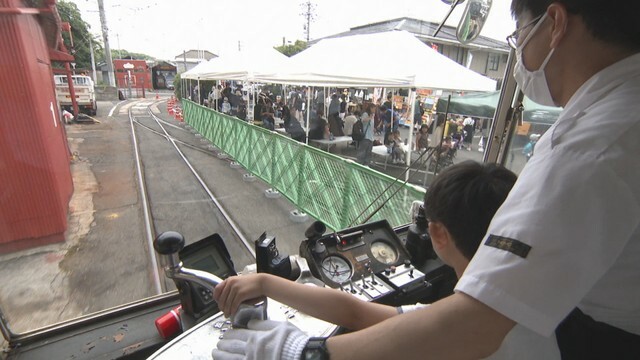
[212,319,309,360]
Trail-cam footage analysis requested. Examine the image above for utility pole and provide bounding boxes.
[300,1,316,43]
[97,0,115,86]
[89,37,97,84]
[182,50,187,73]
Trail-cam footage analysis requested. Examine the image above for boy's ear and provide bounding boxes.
[428,221,450,250]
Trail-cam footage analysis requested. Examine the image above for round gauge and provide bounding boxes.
[321,255,352,284]
[371,241,398,265]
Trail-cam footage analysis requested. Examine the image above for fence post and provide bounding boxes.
[339,167,355,229]
[295,147,308,206]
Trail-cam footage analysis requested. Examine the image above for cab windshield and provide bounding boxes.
[1,0,543,345]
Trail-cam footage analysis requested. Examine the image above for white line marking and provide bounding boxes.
[109,100,126,117]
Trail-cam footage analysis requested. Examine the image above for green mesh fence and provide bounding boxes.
[184,100,425,231]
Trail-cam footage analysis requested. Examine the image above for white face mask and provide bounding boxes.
[513,13,557,106]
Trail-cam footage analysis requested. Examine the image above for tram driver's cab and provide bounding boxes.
[2,1,524,359]
[148,217,455,359]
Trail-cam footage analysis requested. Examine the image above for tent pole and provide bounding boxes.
[306,86,312,145]
[197,78,201,105]
[405,89,416,182]
[324,86,327,118]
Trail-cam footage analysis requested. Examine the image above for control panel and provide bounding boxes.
[300,220,432,304]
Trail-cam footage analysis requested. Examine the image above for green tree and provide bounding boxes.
[274,40,308,57]
[174,73,182,100]
[56,1,102,70]
[109,49,155,61]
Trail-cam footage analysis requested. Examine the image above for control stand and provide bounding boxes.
[300,220,434,306]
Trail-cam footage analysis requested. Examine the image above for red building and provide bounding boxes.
[113,59,152,90]
[0,0,74,253]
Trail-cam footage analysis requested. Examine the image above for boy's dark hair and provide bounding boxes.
[424,161,517,260]
[511,0,640,50]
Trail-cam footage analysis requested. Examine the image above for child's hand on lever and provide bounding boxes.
[214,273,267,318]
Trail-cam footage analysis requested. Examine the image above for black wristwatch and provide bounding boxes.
[301,337,330,360]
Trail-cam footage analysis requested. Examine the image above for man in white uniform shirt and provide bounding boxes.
[209,1,640,359]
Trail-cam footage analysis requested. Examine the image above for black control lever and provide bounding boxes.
[154,231,224,318]
[305,221,327,254]
[255,233,293,279]
[154,231,225,288]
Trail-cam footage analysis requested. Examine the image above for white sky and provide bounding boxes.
[68,0,516,60]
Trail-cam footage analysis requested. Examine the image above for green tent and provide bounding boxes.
[435,91,562,125]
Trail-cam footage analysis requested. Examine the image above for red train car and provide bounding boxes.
[0,0,73,253]
[114,59,152,91]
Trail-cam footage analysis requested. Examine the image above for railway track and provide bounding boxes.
[127,101,255,292]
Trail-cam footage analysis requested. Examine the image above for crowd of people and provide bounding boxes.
[194,84,493,170]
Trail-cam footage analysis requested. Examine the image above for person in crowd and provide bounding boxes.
[383,93,393,111]
[356,104,375,166]
[293,89,304,121]
[315,88,325,113]
[214,162,562,360]
[414,96,424,127]
[415,123,430,151]
[439,136,453,158]
[339,94,348,122]
[378,105,392,145]
[308,108,328,140]
[214,85,222,111]
[429,113,446,149]
[463,116,475,151]
[192,84,199,103]
[328,94,344,136]
[261,106,275,131]
[446,117,458,137]
[285,109,306,143]
[212,1,640,358]
[280,103,291,128]
[342,109,358,136]
[222,84,232,100]
[221,97,231,114]
[389,130,405,165]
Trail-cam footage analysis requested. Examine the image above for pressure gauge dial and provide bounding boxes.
[371,241,398,265]
[321,255,352,284]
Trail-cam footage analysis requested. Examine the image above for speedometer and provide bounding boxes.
[321,255,352,284]
[371,241,398,265]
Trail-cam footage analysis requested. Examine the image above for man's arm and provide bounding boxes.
[326,292,515,360]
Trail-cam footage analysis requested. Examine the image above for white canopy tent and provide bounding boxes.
[181,46,290,81]
[253,30,497,92]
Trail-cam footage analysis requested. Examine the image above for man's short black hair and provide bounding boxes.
[424,161,517,260]
[510,0,640,50]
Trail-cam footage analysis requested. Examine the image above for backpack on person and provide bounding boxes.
[352,119,365,141]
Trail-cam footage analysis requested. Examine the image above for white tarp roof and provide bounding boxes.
[254,30,497,91]
[181,46,289,81]
[181,59,210,78]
